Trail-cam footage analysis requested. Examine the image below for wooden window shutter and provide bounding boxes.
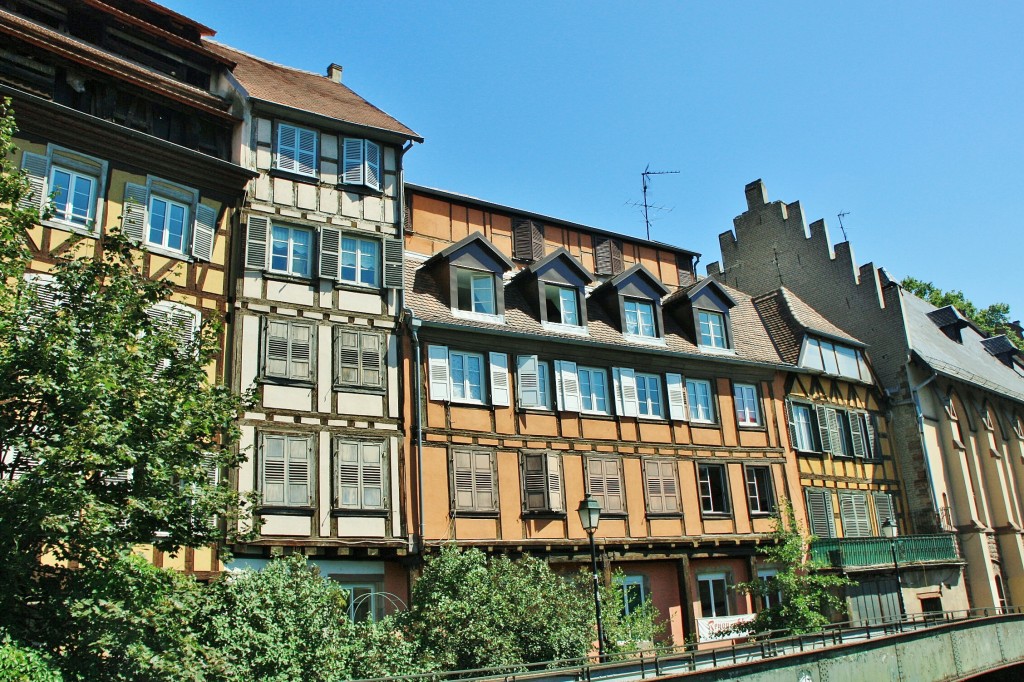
[516,355,542,408]
[613,367,639,417]
[342,138,364,184]
[262,435,286,505]
[383,236,405,289]
[826,408,842,453]
[296,128,317,176]
[122,182,149,242]
[360,331,383,388]
[522,453,547,511]
[554,360,581,412]
[850,412,867,458]
[427,345,450,401]
[785,399,797,447]
[360,442,385,509]
[512,218,544,260]
[335,327,361,385]
[336,440,360,508]
[364,141,381,190]
[453,449,475,510]
[815,405,834,454]
[587,458,606,499]
[805,488,835,539]
[594,236,623,276]
[864,415,879,458]
[277,124,297,172]
[191,203,217,262]
[319,226,342,280]
[289,322,314,381]
[489,352,510,407]
[245,215,270,270]
[605,458,624,513]
[839,493,871,537]
[645,460,665,513]
[286,436,312,506]
[265,320,291,378]
[665,373,689,421]
[546,452,563,512]
[873,493,895,534]
[474,450,496,510]
[18,152,48,214]
[660,460,679,512]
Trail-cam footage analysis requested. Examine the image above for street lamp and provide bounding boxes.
[881,517,907,628]
[577,495,606,660]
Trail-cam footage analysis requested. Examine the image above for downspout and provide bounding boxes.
[406,311,424,554]
[395,140,413,547]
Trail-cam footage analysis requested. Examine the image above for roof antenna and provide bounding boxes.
[626,165,679,240]
[836,211,850,241]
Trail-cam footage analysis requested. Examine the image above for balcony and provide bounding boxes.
[810,534,960,570]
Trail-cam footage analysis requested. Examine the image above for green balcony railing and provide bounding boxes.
[810,534,960,569]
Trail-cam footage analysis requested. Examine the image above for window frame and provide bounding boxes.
[275,122,319,177]
[333,439,387,512]
[520,451,564,514]
[789,402,818,452]
[686,378,716,424]
[757,569,782,610]
[623,298,658,339]
[333,326,385,390]
[450,447,498,513]
[336,582,383,623]
[698,309,728,349]
[339,234,380,288]
[698,462,731,516]
[544,282,582,327]
[145,191,191,255]
[733,382,762,427]
[618,574,649,616]
[454,268,498,316]
[578,366,610,415]
[258,432,315,510]
[449,349,486,405]
[48,164,98,230]
[697,572,731,618]
[635,372,664,419]
[269,224,314,278]
[744,465,775,515]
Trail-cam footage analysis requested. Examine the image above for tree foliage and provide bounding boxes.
[600,571,667,655]
[732,500,852,636]
[901,276,1023,350]
[0,634,62,682]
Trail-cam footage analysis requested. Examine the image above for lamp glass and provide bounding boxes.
[577,495,602,532]
[881,517,898,539]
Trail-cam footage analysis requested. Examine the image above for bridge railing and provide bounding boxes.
[346,606,1023,682]
[810,533,960,569]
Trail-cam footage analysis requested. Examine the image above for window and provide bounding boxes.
[814,406,872,458]
[634,373,664,418]
[698,463,730,515]
[788,402,817,452]
[698,310,727,348]
[686,379,715,423]
[456,269,496,315]
[587,457,625,514]
[516,356,551,409]
[758,569,782,610]
[276,123,318,176]
[545,284,580,326]
[578,366,610,414]
[270,225,313,278]
[643,458,680,514]
[734,383,761,426]
[804,488,836,538]
[521,452,563,512]
[340,236,379,287]
[334,327,384,389]
[618,575,649,616]
[745,466,775,514]
[259,433,314,508]
[49,165,96,228]
[262,318,315,383]
[335,440,386,510]
[799,337,871,382]
[146,194,190,253]
[342,138,382,191]
[451,448,497,512]
[839,492,872,537]
[145,301,200,357]
[698,573,731,618]
[624,299,657,338]
[338,583,382,623]
[450,350,485,403]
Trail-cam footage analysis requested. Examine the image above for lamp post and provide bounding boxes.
[577,495,606,660]
[881,517,907,628]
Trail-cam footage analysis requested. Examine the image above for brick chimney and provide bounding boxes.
[327,63,343,83]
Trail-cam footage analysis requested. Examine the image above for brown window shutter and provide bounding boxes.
[594,236,624,276]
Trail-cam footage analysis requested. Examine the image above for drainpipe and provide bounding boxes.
[909,371,942,529]
[406,309,425,554]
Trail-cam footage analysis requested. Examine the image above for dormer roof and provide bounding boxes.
[526,248,594,284]
[981,335,1021,366]
[423,232,515,272]
[596,263,670,298]
[671,277,739,308]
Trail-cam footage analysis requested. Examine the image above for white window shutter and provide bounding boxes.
[427,344,450,401]
[286,437,312,506]
[383,236,405,289]
[168,306,198,352]
[296,128,317,176]
[245,215,270,270]
[516,355,542,408]
[360,442,385,509]
[289,322,314,381]
[18,152,48,214]
[665,373,689,421]
[265,320,291,377]
[489,352,510,407]
[191,203,217,262]
[554,360,581,412]
[122,182,148,242]
[364,140,381,190]
[277,124,297,172]
[342,138,364,184]
[262,436,286,505]
[547,452,563,512]
[614,367,639,417]
[319,225,342,280]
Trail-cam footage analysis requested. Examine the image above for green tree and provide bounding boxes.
[901,276,1023,350]
[599,571,667,655]
[0,633,62,682]
[732,500,852,636]
[401,546,594,671]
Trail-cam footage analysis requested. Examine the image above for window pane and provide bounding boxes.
[793,405,814,450]
[467,354,483,400]
[69,174,93,224]
[167,203,186,251]
[149,197,167,245]
[450,353,466,399]
[359,239,378,285]
[559,287,578,325]
[341,237,358,281]
[820,341,840,375]
[836,345,860,379]
[624,301,639,335]
[471,274,495,314]
[292,229,311,277]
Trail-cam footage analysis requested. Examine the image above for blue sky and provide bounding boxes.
[171,1,1023,315]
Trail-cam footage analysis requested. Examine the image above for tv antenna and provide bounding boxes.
[630,165,679,240]
[836,211,850,241]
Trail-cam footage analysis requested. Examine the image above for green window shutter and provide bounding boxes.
[286,436,312,506]
[191,203,217,261]
[360,331,383,388]
[850,412,867,458]
[546,452,563,512]
[805,488,835,539]
[522,453,547,511]
[342,138,364,184]
[19,151,48,214]
[122,182,148,242]
[815,405,834,454]
[245,215,270,270]
[319,225,342,280]
[364,140,381,190]
[262,435,286,505]
[840,492,871,538]
[873,493,895,534]
[383,236,404,289]
[265,320,291,378]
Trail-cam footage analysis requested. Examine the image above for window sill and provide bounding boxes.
[637,415,669,423]
[689,420,721,429]
[332,508,389,518]
[518,406,554,414]
[541,321,589,337]
[335,183,385,199]
[750,511,776,518]
[258,506,315,516]
[263,270,313,285]
[737,423,766,431]
[622,333,666,346]
[697,345,737,356]
[451,509,499,518]
[452,309,505,325]
[143,243,192,262]
[700,512,732,520]
[269,167,320,183]
[522,510,567,519]
[333,281,383,294]
[260,377,315,389]
[333,384,386,395]
[796,449,826,457]
[646,512,684,520]
[42,218,99,237]
[580,411,614,420]
[449,399,489,408]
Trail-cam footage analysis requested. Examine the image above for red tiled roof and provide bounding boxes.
[206,41,421,141]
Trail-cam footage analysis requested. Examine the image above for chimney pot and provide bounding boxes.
[327,63,343,83]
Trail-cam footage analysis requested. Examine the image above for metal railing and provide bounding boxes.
[347,606,1023,682]
[810,533,959,569]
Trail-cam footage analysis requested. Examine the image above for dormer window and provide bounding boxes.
[624,299,656,338]
[545,284,580,326]
[275,123,318,177]
[698,310,727,348]
[457,269,496,315]
[524,248,593,332]
[799,337,871,381]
